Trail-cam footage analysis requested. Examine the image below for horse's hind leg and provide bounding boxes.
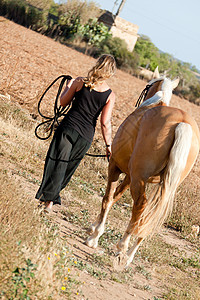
[113,173,130,203]
[86,158,130,248]
[115,178,147,268]
[114,237,143,271]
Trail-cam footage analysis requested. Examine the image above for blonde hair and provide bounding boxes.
[84,54,116,89]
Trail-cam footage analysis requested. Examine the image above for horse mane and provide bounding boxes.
[148,76,165,85]
[138,77,173,108]
[139,91,163,108]
[160,77,174,106]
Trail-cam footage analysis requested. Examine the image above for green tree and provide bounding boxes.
[159,52,172,73]
[134,35,160,71]
[48,2,59,16]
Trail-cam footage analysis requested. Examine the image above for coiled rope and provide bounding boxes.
[35,74,72,140]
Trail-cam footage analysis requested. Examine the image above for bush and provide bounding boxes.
[98,36,139,73]
[0,0,44,29]
[58,0,101,25]
[25,0,54,10]
[79,18,111,49]
[44,1,101,42]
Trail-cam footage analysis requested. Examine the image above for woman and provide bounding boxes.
[35,54,116,213]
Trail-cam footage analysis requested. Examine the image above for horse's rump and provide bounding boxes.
[128,106,199,179]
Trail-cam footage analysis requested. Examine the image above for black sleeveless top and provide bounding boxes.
[63,84,112,142]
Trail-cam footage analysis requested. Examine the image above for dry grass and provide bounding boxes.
[0,97,82,299]
[0,172,59,298]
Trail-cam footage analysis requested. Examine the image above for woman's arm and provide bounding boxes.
[100,91,115,158]
[60,77,83,107]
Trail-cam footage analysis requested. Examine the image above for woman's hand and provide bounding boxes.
[106,144,112,162]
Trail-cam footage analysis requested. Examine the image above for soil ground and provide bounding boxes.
[0,17,200,300]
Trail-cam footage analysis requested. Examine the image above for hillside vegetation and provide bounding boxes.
[0,0,200,105]
[0,18,200,299]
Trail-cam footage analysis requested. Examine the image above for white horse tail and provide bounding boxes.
[137,122,193,238]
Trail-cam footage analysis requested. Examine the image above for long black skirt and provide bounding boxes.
[35,126,91,205]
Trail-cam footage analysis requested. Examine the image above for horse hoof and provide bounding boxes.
[113,253,128,271]
[85,237,98,249]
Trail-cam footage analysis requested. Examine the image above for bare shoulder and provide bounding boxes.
[108,90,115,102]
[73,77,84,91]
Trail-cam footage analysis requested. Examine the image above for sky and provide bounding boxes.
[97,0,200,71]
[56,0,200,71]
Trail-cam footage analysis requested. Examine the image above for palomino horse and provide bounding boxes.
[86,77,200,269]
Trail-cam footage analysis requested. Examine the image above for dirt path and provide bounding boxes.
[4,157,160,300]
[8,163,199,300]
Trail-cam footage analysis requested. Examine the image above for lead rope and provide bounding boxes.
[35,74,72,140]
[135,84,152,107]
[35,75,108,159]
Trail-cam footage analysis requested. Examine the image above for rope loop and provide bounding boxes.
[35,75,72,140]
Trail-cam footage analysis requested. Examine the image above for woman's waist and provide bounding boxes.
[63,111,96,128]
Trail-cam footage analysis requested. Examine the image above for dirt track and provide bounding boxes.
[1,17,200,300]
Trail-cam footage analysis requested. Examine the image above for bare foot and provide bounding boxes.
[44,201,53,213]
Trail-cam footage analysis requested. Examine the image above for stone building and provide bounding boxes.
[98,10,139,52]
